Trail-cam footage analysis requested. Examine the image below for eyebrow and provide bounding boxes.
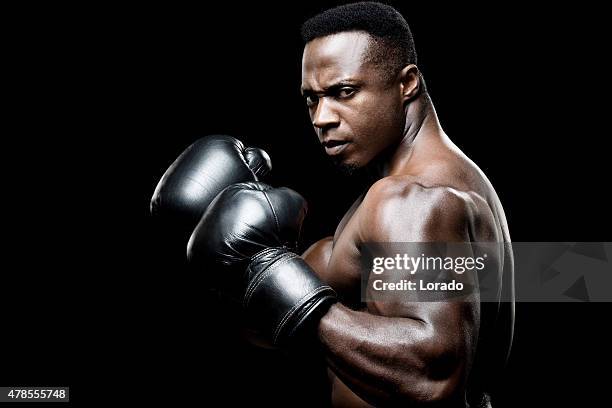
[301,79,362,95]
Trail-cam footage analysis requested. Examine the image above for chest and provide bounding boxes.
[324,195,367,306]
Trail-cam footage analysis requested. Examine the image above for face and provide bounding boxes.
[301,31,406,170]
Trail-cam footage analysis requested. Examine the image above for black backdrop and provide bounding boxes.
[3,1,610,406]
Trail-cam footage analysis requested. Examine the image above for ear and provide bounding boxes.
[398,64,421,102]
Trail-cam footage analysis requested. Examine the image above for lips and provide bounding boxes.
[322,139,350,156]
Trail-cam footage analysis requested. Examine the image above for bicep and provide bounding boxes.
[359,183,482,333]
[363,239,481,382]
[302,236,334,280]
[365,241,481,333]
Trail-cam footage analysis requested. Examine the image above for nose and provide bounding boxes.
[312,97,340,132]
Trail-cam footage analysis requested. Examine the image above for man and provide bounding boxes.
[153,2,514,406]
[297,3,514,407]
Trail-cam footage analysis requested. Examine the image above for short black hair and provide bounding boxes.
[301,2,418,83]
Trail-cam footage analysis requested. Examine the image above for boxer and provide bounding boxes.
[154,3,514,406]
[298,3,514,406]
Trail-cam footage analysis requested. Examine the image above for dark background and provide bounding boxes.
[3,1,610,406]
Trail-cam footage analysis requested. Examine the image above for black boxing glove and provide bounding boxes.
[150,135,271,241]
[187,182,337,347]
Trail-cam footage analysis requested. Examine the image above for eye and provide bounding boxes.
[337,87,356,98]
[305,94,319,107]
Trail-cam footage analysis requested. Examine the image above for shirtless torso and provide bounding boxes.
[303,127,514,407]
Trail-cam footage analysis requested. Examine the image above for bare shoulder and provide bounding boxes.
[356,176,497,242]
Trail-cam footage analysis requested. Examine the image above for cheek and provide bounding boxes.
[342,100,400,164]
[358,95,403,140]
[378,92,404,121]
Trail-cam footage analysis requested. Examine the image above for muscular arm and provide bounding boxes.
[302,236,334,279]
[316,180,496,406]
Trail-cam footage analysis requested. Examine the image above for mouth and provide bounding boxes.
[322,139,351,156]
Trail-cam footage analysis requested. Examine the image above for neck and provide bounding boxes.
[366,93,442,180]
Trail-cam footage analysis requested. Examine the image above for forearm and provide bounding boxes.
[317,303,466,406]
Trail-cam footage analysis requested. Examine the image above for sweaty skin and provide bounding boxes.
[301,32,514,407]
